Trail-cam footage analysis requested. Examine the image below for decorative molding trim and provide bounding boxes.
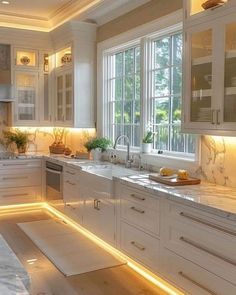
[0,0,104,32]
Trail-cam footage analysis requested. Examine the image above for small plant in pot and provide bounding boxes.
[84,137,112,161]
[142,131,154,154]
[3,129,29,155]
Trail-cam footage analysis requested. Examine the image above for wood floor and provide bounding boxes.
[0,209,168,295]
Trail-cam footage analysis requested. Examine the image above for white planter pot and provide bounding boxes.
[141,143,152,154]
[91,148,103,161]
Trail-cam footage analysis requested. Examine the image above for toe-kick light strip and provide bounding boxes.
[0,202,183,295]
[44,203,184,295]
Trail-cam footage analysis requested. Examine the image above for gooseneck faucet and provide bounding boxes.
[113,135,132,168]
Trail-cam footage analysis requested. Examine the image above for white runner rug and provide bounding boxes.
[18,219,125,276]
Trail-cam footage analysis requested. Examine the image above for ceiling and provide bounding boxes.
[0,0,151,32]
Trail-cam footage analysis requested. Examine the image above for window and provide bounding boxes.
[150,33,195,154]
[107,45,141,147]
[102,23,197,159]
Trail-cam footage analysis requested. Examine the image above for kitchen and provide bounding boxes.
[0,0,236,295]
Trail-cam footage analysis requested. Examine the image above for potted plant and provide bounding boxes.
[142,130,153,154]
[84,137,112,161]
[3,129,29,154]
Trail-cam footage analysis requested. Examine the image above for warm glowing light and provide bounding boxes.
[0,202,183,294]
[1,1,10,4]
[44,204,183,295]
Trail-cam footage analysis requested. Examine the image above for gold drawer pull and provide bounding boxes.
[180,236,236,266]
[131,241,146,251]
[2,193,29,198]
[130,206,145,214]
[130,193,145,201]
[178,271,217,295]
[66,180,76,186]
[3,176,28,180]
[66,171,75,175]
[180,212,236,237]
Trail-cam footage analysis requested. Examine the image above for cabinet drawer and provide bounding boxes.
[121,198,159,236]
[164,201,236,284]
[0,169,41,188]
[64,203,83,224]
[64,167,79,180]
[162,249,236,295]
[0,186,42,205]
[0,160,42,170]
[117,184,159,210]
[120,221,159,270]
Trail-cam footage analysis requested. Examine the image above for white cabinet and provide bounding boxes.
[0,159,42,205]
[80,170,115,245]
[162,199,236,288]
[13,49,53,126]
[55,69,73,126]
[115,182,161,272]
[14,70,39,124]
[63,166,83,223]
[183,1,236,135]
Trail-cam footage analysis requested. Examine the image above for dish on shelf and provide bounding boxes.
[202,0,227,10]
[20,56,30,66]
[204,74,212,86]
[61,53,72,65]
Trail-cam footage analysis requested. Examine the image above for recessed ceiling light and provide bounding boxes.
[1,1,10,4]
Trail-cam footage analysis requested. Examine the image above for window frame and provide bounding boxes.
[97,10,200,166]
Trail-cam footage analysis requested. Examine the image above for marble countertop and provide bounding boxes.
[115,174,236,222]
[3,153,236,222]
[0,235,29,295]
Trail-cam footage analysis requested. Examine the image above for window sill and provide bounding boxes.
[107,148,200,171]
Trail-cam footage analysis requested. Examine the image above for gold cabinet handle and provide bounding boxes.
[178,271,217,295]
[131,241,146,251]
[66,170,75,175]
[180,236,236,266]
[216,109,220,125]
[211,109,215,125]
[130,206,145,214]
[2,193,29,198]
[130,193,145,201]
[3,176,28,180]
[66,180,75,186]
[179,212,236,237]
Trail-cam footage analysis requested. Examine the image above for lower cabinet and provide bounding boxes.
[83,197,115,245]
[120,221,160,271]
[63,167,83,223]
[0,186,41,205]
[162,248,236,295]
[0,159,42,206]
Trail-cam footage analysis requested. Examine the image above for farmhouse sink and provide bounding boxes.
[82,164,138,180]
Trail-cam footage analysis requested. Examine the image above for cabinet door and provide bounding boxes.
[64,71,73,124]
[56,73,64,122]
[39,52,54,125]
[218,19,236,130]
[183,24,218,132]
[14,71,39,125]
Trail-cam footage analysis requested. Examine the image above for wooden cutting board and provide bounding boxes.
[149,174,201,186]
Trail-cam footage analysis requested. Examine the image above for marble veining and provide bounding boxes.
[115,174,236,222]
[0,235,30,295]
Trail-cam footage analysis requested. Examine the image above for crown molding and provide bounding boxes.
[0,0,104,32]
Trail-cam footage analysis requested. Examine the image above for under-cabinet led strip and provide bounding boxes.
[0,202,183,295]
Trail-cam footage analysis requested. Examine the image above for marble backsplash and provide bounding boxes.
[1,104,236,188]
[200,135,236,188]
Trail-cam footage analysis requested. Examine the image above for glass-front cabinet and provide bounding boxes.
[183,6,236,134]
[14,71,38,123]
[55,70,73,126]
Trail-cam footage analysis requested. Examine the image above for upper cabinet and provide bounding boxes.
[183,0,236,135]
[0,44,13,102]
